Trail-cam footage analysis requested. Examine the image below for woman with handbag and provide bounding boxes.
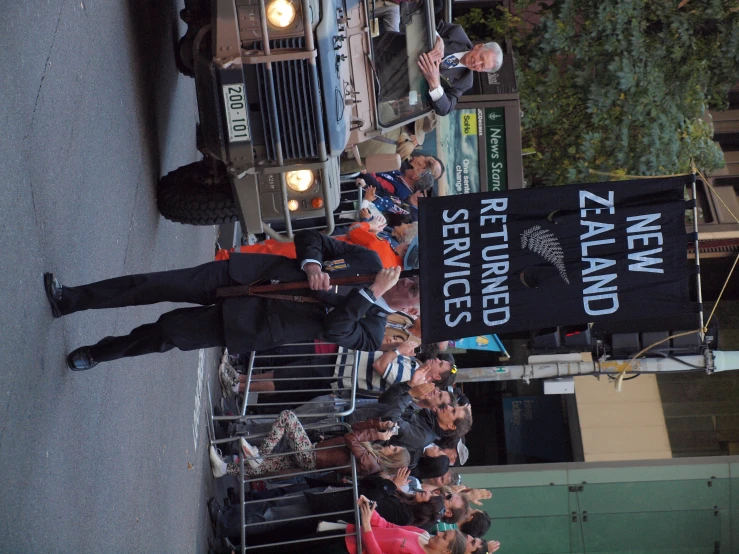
[210,410,410,478]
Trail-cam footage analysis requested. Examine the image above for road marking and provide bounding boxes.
[192,349,206,450]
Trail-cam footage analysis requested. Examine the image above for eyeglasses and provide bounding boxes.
[443,493,453,501]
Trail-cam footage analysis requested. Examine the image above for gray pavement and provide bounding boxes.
[0,1,221,552]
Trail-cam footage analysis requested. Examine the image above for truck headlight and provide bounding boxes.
[266,0,296,28]
[285,170,314,192]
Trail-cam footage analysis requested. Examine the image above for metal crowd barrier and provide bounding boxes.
[208,345,364,554]
[221,343,361,419]
[236,421,363,553]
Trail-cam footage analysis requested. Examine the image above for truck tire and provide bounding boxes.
[157,160,239,225]
[175,35,195,78]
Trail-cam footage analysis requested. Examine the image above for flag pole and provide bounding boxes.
[691,170,705,340]
[216,269,420,298]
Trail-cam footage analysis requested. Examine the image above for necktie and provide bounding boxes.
[440,54,459,70]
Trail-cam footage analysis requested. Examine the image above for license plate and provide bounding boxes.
[222,84,251,142]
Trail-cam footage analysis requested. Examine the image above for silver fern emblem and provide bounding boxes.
[520,225,570,284]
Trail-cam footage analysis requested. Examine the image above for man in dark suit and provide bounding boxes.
[43,230,420,370]
[418,22,504,116]
[373,22,503,117]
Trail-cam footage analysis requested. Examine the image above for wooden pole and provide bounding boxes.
[215,269,419,299]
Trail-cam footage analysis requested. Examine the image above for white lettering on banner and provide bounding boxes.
[479,198,511,326]
[583,273,618,296]
[582,257,615,276]
[583,294,620,315]
[628,248,665,273]
[577,200,667,315]
[580,220,614,240]
[579,190,615,218]
[439,198,512,328]
[442,208,472,327]
[626,214,665,273]
[579,190,619,315]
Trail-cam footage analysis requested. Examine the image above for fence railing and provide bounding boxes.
[208,347,364,554]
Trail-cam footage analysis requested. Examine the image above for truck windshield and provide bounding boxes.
[371,1,434,128]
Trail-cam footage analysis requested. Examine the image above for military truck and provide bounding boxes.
[160,0,437,239]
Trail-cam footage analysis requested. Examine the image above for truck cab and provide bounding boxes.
[160,0,436,240]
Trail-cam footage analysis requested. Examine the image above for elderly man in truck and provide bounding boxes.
[374,22,503,116]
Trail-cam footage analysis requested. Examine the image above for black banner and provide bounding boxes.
[418,177,692,342]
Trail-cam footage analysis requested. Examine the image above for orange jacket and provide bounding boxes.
[214,223,402,268]
[342,223,402,268]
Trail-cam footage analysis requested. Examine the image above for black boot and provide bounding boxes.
[43,273,64,318]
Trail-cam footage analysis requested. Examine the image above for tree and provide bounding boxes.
[456,0,739,186]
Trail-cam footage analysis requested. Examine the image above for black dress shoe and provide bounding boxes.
[67,347,98,371]
[207,537,230,554]
[43,272,63,318]
[207,497,223,531]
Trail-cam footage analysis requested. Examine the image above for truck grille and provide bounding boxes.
[254,37,319,161]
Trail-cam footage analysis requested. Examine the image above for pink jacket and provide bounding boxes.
[345,510,430,554]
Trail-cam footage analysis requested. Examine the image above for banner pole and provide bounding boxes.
[692,171,705,340]
[454,351,734,383]
[217,269,420,297]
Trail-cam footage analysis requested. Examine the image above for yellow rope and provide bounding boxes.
[703,251,739,332]
[609,162,739,390]
[696,167,739,226]
[588,169,691,179]
[692,165,739,330]
[612,329,702,391]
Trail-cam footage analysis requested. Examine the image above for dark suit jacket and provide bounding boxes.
[222,230,387,354]
[381,382,442,467]
[430,21,474,116]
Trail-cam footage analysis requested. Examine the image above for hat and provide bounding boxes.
[403,236,419,270]
[414,171,435,192]
[413,114,437,146]
[457,439,469,466]
[396,135,416,160]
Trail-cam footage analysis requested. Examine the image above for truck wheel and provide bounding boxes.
[157,160,239,225]
[175,35,195,78]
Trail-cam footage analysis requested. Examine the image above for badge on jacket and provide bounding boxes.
[323,259,348,272]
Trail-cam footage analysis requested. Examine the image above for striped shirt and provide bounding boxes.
[333,348,420,394]
[432,522,458,534]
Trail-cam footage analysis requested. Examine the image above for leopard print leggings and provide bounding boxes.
[227,410,316,476]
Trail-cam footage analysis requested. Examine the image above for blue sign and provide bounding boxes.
[452,335,508,356]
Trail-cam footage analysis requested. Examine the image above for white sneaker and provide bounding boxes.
[209,446,228,478]
[240,438,263,469]
[218,362,239,397]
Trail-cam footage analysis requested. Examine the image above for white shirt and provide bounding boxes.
[299,259,395,311]
[333,350,420,393]
[429,33,469,102]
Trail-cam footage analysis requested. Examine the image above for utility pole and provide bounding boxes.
[455,350,739,385]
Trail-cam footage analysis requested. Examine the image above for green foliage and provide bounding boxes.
[456,0,739,186]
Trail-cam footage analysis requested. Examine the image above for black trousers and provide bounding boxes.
[60,261,234,362]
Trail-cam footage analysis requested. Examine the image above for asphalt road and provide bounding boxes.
[0,1,220,552]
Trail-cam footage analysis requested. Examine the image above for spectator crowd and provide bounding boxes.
[206,17,505,543]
